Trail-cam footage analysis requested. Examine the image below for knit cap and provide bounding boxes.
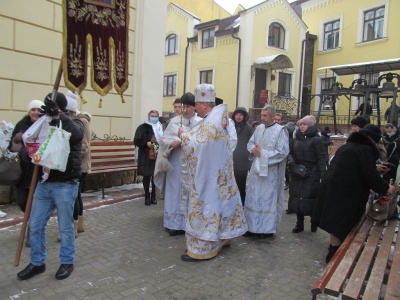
[297,115,316,127]
[27,100,44,113]
[66,90,78,113]
[351,116,367,129]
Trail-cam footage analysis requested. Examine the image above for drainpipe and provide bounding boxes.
[183,37,190,94]
[231,28,241,108]
[297,32,309,119]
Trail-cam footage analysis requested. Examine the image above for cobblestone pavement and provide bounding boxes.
[0,185,330,300]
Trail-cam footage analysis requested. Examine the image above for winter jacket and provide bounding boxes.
[232,107,254,171]
[8,115,36,188]
[77,112,92,173]
[45,114,84,182]
[288,125,327,216]
[312,132,389,240]
[134,123,158,176]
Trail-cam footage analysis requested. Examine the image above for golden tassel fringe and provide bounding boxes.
[80,94,87,104]
[98,98,102,108]
[121,95,125,103]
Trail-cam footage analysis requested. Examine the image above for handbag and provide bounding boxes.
[0,155,22,186]
[366,192,397,222]
[290,164,308,179]
[32,121,71,172]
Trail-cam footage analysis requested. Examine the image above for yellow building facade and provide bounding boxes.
[301,0,400,124]
[163,0,308,117]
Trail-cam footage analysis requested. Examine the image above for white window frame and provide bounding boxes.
[356,0,389,46]
[275,70,295,98]
[201,27,215,49]
[197,67,215,85]
[165,32,179,56]
[318,14,343,53]
[163,73,178,97]
[266,19,289,51]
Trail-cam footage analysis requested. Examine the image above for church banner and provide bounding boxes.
[63,0,129,100]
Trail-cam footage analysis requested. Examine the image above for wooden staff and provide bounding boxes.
[14,59,64,267]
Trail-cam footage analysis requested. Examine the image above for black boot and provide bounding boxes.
[145,194,151,206]
[311,223,318,232]
[326,244,340,263]
[292,222,304,233]
[151,194,157,205]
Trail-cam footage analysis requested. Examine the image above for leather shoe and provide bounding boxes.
[169,229,185,236]
[145,197,151,206]
[181,254,211,262]
[17,263,46,280]
[55,264,74,280]
[151,195,157,205]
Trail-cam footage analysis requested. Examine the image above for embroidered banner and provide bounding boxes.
[63,0,129,99]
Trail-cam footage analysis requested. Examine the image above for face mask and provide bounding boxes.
[387,132,396,137]
[149,117,159,124]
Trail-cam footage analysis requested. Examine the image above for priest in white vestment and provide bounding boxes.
[154,93,202,236]
[244,105,289,238]
[178,84,247,261]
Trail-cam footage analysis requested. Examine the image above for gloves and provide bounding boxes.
[41,97,60,116]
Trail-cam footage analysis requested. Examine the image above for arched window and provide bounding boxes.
[268,23,285,49]
[165,34,178,56]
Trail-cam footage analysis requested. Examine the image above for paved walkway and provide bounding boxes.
[0,184,331,300]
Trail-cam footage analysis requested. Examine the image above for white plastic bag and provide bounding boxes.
[22,115,52,157]
[32,121,71,172]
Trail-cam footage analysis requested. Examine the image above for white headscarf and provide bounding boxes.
[145,120,163,143]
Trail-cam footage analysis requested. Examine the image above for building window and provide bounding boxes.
[321,77,336,92]
[165,34,178,56]
[200,70,213,84]
[278,73,291,97]
[360,73,380,109]
[163,74,177,96]
[268,22,285,49]
[202,28,215,49]
[363,6,385,42]
[323,20,340,50]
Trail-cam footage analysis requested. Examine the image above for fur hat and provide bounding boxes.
[194,84,215,103]
[66,90,78,113]
[360,124,382,143]
[297,115,316,127]
[27,99,44,113]
[351,116,367,129]
[180,92,195,107]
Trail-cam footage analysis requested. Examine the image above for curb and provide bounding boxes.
[0,193,145,229]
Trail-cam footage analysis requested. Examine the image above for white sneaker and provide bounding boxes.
[0,210,7,218]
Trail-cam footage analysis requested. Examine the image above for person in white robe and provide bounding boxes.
[154,93,202,236]
[178,84,247,262]
[244,105,289,238]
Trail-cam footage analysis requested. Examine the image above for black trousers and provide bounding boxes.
[234,170,248,206]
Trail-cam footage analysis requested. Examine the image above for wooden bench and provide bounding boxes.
[311,215,400,300]
[89,141,137,198]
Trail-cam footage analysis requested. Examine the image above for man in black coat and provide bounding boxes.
[17,92,84,281]
[232,107,254,206]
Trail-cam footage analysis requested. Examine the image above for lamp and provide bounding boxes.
[378,73,399,98]
[350,79,367,97]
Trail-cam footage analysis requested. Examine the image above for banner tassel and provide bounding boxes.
[121,95,125,103]
[98,98,102,108]
[80,94,87,104]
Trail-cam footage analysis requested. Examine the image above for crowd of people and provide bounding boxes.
[2,83,400,279]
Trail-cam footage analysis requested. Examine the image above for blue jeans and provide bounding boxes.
[29,181,78,266]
